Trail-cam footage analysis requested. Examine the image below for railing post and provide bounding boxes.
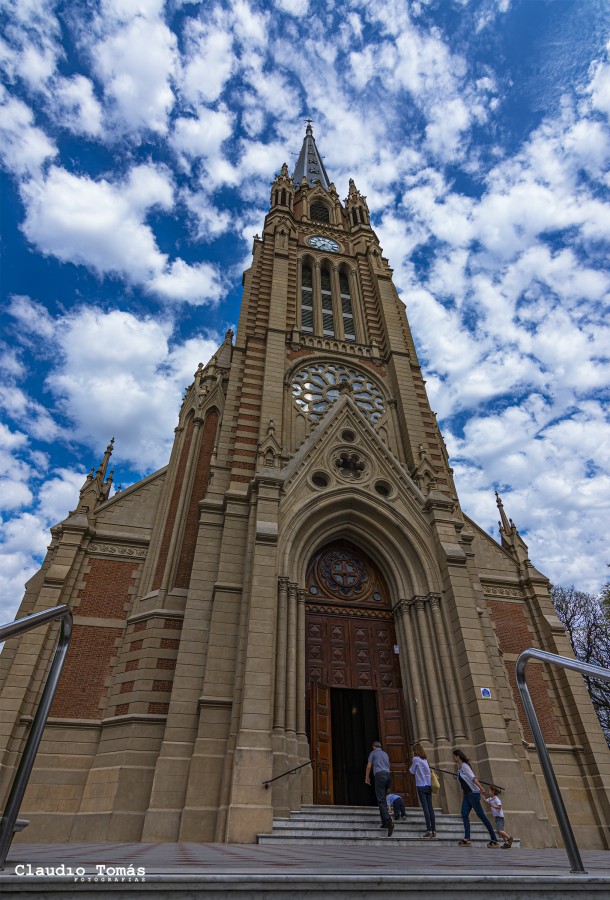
[0,606,73,869]
[516,647,610,875]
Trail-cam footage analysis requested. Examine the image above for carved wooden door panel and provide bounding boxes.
[305,541,413,805]
[377,688,412,800]
[310,681,333,805]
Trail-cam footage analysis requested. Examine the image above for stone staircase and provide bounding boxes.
[258,804,520,847]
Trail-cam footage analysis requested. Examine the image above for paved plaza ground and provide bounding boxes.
[1,840,610,898]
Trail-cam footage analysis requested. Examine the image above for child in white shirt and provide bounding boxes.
[484,785,513,848]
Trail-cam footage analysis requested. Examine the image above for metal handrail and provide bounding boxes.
[516,647,610,874]
[262,759,311,789]
[0,605,73,869]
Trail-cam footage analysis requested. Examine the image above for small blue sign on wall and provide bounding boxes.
[481,688,492,699]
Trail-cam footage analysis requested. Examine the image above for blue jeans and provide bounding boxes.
[391,796,405,820]
[417,785,435,832]
[373,771,391,826]
[461,792,496,840]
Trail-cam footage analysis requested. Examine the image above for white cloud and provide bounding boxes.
[87,2,177,135]
[53,74,103,137]
[19,162,224,303]
[274,0,309,15]
[171,105,234,165]
[181,188,232,240]
[7,294,55,339]
[149,259,225,305]
[21,164,171,281]
[0,88,56,177]
[588,41,610,119]
[0,384,63,442]
[48,307,220,469]
[232,0,269,48]
[179,17,235,106]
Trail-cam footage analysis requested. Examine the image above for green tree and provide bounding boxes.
[551,585,610,746]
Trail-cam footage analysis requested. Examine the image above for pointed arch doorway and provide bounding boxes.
[305,541,414,806]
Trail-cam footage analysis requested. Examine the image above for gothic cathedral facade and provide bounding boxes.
[1,126,609,848]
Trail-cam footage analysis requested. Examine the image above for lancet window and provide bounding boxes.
[299,259,359,342]
[301,263,314,332]
[339,271,355,341]
[320,266,334,336]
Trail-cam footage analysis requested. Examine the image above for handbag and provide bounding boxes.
[430,768,440,794]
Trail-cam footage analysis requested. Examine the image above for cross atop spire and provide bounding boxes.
[292,121,331,190]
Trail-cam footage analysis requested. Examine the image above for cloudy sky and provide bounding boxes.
[1,0,609,623]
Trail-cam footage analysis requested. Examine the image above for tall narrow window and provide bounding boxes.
[320,267,335,336]
[340,271,356,341]
[301,264,314,332]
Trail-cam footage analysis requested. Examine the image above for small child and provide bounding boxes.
[484,785,513,848]
[386,788,406,821]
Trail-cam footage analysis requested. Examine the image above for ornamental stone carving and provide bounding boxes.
[291,363,385,424]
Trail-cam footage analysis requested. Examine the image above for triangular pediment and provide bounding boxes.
[281,393,426,512]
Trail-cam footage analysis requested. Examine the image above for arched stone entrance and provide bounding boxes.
[305,540,414,806]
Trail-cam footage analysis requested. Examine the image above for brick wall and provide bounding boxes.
[487,599,566,744]
[50,557,139,719]
[50,626,123,718]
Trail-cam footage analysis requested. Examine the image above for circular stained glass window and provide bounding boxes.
[291,364,384,425]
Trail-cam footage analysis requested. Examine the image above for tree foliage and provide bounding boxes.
[551,584,610,746]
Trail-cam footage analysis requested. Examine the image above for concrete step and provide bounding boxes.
[259,804,520,848]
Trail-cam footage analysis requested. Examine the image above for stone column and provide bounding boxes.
[348,265,367,344]
[415,595,447,742]
[330,265,344,339]
[296,588,307,738]
[286,582,298,737]
[271,576,290,816]
[312,261,322,336]
[394,599,427,743]
[273,577,289,731]
[429,593,467,740]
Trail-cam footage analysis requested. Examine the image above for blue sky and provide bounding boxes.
[1,0,609,623]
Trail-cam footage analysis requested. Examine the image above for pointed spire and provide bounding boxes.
[495,490,532,568]
[292,120,331,190]
[495,490,511,533]
[73,439,116,520]
[96,437,114,481]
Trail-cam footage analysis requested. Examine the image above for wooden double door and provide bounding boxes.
[307,610,413,806]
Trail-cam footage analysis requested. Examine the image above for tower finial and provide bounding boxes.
[97,437,114,480]
[495,490,512,534]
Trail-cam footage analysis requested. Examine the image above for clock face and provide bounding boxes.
[307,235,340,253]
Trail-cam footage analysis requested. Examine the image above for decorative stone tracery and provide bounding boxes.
[291,363,385,424]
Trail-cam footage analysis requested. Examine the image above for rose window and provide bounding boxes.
[291,364,384,424]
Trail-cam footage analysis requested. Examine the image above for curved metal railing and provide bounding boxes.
[516,647,610,874]
[0,605,73,868]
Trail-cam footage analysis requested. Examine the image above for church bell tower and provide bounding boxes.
[2,124,609,851]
